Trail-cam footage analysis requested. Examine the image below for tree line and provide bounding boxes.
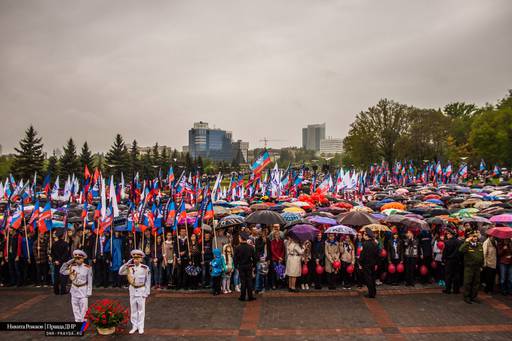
[342,90,512,169]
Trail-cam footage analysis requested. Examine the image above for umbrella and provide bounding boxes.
[490,214,512,223]
[281,212,302,223]
[382,208,408,216]
[287,224,319,241]
[462,216,492,224]
[324,224,357,235]
[307,215,337,225]
[250,203,270,211]
[486,226,512,239]
[363,224,391,232]
[229,201,249,207]
[218,215,245,229]
[338,211,378,226]
[425,199,444,206]
[283,206,306,216]
[350,206,373,213]
[245,210,286,225]
[380,202,406,211]
[213,206,230,216]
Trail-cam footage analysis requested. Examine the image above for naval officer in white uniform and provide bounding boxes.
[60,249,93,322]
[119,249,151,334]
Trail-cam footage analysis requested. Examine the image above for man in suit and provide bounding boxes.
[51,229,70,295]
[359,227,379,298]
[234,232,257,301]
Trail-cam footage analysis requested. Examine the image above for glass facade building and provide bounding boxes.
[188,122,234,161]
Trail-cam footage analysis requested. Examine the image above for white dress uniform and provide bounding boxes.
[119,249,151,334]
[59,250,93,322]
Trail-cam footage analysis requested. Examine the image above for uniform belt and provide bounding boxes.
[130,283,145,289]
[72,282,87,288]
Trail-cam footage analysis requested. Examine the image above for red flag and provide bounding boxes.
[84,165,91,179]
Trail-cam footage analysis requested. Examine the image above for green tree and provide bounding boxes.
[469,93,512,165]
[45,151,60,180]
[79,141,94,174]
[60,138,81,178]
[141,151,153,179]
[105,134,130,179]
[343,99,410,166]
[0,156,15,179]
[12,125,45,180]
[129,140,141,177]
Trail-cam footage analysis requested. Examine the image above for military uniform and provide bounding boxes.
[59,250,93,322]
[459,240,484,303]
[119,249,151,334]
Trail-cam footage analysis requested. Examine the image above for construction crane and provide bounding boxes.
[259,137,286,149]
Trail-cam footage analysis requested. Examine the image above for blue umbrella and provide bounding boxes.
[281,212,302,223]
[425,199,444,205]
[324,225,357,235]
[307,215,337,225]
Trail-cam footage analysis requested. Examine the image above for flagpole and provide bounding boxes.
[82,217,86,247]
[93,218,99,259]
[184,218,191,259]
[22,215,31,263]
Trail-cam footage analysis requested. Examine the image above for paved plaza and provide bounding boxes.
[0,287,511,340]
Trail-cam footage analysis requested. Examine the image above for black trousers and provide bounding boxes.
[483,266,496,293]
[212,276,221,295]
[239,267,254,300]
[363,266,376,298]
[175,261,187,289]
[405,257,416,285]
[94,257,108,287]
[35,262,49,286]
[53,264,67,295]
[445,259,460,293]
[327,271,337,289]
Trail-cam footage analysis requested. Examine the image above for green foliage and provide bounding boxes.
[105,134,130,180]
[0,155,15,179]
[79,141,94,172]
[12,125,45,180]
[60,138,81,178]
[469,102,512,166]
[45,151,59,180]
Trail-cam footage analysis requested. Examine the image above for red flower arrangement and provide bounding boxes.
[85,299,129,330]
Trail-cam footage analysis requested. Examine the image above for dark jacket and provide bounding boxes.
[234,242,257,271]
[312,239,325,264]
[360,239,379,268]
[403,238,419,258]
[419,235,433,258]
[51,239,70,264]
[442,237,462,262]
[255,237,271,261]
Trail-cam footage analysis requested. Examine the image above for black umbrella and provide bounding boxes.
[245,210,286,225]
[218,215,245,229]
[337,211,378,226]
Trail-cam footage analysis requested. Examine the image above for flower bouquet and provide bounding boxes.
[85,299,129,335]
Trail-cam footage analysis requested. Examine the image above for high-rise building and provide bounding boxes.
[320,137,343,155]
[232,140,249,163]
[302,123,326,151]
[188,121,234,161]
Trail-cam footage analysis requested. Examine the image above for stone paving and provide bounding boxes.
[0,287,511,340]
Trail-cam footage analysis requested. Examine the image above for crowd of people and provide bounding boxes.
[2,216,511,304]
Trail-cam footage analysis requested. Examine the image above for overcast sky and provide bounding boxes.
[0,0,511,154]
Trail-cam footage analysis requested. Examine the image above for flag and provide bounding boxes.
[203,198,214,221]
[250,150,271,174]
[10,206,23,229]
[28,200,40,225]
[479,159,486,171]
[84,165,91,179]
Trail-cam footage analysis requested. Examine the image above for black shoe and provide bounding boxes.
[238,297,246,301]
[363,293,375,298]
[247,297,256,301]
[464,298,472,304]
[453,290,460,294]
[442,290,451,294]
[471,298,481,304]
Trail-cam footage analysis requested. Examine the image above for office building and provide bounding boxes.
[320,137,343,155]
[188,121,233,161]
[302,123,326,151]
[232,140,249,163]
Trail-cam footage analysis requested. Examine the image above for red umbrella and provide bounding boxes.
[487,226,512,239]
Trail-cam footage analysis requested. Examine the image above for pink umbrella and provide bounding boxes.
[487,227,512,239]
[490,214,512,223]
